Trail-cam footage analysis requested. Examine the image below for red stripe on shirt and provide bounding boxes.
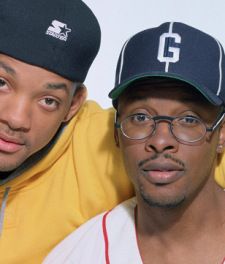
[102,211,111,264]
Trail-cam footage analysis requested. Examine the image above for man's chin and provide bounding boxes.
[0,156,28,172]
[141,191,185,209]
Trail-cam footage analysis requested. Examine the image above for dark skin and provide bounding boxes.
[115,80,225,263]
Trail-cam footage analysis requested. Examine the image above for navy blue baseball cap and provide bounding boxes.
[109,22,225,106]
[0,0,101,82]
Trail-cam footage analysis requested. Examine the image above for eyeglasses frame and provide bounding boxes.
[115,110,225,143]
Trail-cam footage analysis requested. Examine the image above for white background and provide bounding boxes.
[83,0,225,108]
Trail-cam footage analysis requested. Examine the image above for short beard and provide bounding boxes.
[140,188,185,209]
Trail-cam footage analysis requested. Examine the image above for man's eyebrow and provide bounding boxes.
[45,83,70,94]
[0,61,16,76]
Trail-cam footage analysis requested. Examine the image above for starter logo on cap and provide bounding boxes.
[46,20,71,41]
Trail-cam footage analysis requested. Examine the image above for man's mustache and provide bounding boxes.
[138,153,185,169]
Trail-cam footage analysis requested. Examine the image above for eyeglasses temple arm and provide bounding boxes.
[206,112,225,132]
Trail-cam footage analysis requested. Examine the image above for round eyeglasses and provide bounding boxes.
[115,111,225,143]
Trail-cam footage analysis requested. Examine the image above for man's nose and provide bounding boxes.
[145,121,179,153]
[0,96,31,131]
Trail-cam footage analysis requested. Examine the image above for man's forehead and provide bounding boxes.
[115,78,223,116]
[119,78,205,102]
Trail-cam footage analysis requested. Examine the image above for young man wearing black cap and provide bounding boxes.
[44,22,225,263]
[0,0,134,263]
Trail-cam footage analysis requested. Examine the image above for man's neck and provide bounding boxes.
[135,181,225,263]
[137,182,224,233]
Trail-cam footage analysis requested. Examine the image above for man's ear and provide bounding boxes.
[63,84,87,122]
[217,122,225,153]
[114,126,120,147]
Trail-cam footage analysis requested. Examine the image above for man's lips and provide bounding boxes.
[140,161,185,185]
[0,133,25,153]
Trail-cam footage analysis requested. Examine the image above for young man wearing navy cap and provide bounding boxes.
[44,22,225,263]
[0,0,134,263]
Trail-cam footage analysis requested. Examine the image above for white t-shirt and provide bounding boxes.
[43,198,142,264]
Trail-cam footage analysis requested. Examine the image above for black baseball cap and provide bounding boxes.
[109,22,225,106]
[0,0,101,82]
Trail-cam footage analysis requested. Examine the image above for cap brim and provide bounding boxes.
[109,73,223,106]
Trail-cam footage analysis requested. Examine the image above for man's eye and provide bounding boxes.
[45,98,56,105]
[0,79,6,87]
[39,97,60,111]
[178,116,200,126]
[0,78,8,90]
[130,114,150,123]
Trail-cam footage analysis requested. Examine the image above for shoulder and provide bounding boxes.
[71,100,115,140]
[77,100,115,121]
[64,100,115,135]
[43,198,136,264]
[43,212,105,264]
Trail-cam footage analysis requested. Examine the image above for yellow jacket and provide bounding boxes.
[0,101,133,264]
